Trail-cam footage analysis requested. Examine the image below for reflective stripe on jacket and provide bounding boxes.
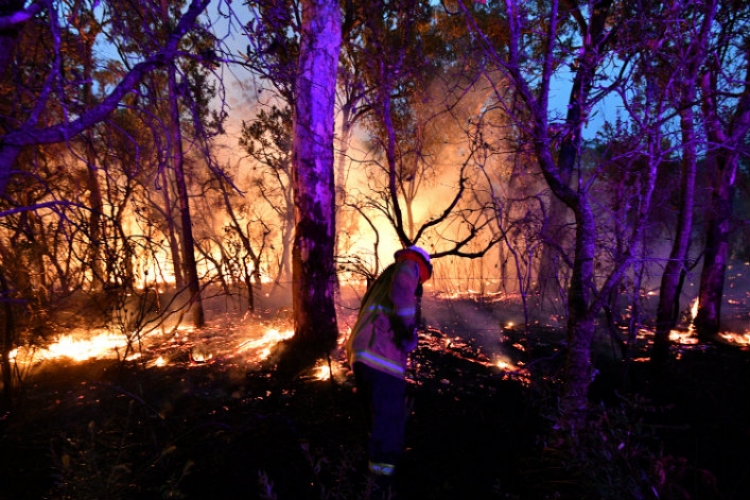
[346,260,420,377]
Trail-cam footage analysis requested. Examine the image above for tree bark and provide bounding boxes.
[694,60,750,340]
[694,171,733,340]
[78,20,106,290]
[159,166,185,288]
[652,0,717,363]
[541,0,613,431]
[281,0,341,376]
[168,67,204,327]
[0,272,15,407]
[653,103,698,362]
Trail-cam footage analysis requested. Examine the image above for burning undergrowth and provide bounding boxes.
[0,293,748,500]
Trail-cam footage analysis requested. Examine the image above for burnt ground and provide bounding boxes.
[0,310,749,499]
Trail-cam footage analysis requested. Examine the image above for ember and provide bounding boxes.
[635,326,700,346]
[152,356,168,367]
[309,358,344,381]
[669,329,699,345]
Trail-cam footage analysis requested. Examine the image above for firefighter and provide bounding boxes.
[346,245,433,478]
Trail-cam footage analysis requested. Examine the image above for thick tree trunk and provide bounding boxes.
[281,0,341,376]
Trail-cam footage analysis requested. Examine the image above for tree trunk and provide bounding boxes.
[0,144,21,198]
[651,0,719,363]
[334,103,353,264]
[558,202,597,430]
[0,272,15,407]
[168,66,204,327]
[0,0,211,199]
[694,62,750,340]
[694,173,733,340]
[653,102,698,363]
[84,135,106,289]
[159,167,185,288]
[281,0,341,376]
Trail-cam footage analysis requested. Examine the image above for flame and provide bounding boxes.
[11,323,299,370]
[495,357,517,372]
[669,329,699,345]
[493,356,530,385]
[636,328,700,345]
[12,331,132,363]
[236,327,294,360]
[310,358,342,381]
[690,297,699,321]
[718,331,750,347]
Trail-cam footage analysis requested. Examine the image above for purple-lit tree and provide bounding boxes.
[240,0,341,373]
[283,0,341,374]
[651,0,717,362]
[459,0,655,432]
[0,0,213,198]
[693,1,750,341]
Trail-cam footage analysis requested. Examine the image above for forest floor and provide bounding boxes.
[0,293,749,500]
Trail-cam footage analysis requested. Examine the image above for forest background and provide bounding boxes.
[0,0,749,498]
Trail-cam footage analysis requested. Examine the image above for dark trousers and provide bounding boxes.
[353,362,407,466]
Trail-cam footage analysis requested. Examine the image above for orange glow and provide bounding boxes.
[310,358,344,381]
[718,331,750,347]
[236,327,294,360]
[495,358,517,372]
[493,356,530,385]
[636,327,699,345]
[12,330,133,363]
[690,297,699,320]
[669,329,699,345]
[11,322,301,373]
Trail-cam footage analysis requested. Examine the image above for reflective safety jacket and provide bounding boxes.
[346,260,420,378]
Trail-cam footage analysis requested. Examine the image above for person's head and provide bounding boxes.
[394,245,432,283]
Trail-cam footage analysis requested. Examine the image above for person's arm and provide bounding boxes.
[389,261,420,351]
